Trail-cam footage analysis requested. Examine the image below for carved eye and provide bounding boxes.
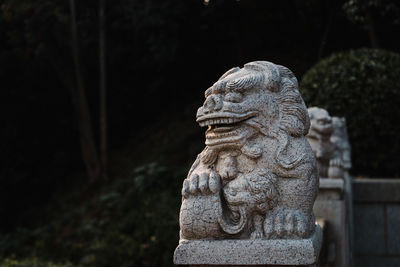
[229,190,237,196]
[224,92,242,103]
[317,117,331,125]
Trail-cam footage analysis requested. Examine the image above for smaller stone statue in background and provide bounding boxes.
[330,117,352,177]
[306,107,335,177]
[306,107,351,178]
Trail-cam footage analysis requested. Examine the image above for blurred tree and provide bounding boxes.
[343,0,400,48]
[301,48,400,177]
[69,0,101,182]
[99,0,107,178]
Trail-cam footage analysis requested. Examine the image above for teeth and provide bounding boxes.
[206,129,239,139]
[199,115,251,127]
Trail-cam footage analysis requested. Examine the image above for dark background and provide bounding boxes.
[0,0,399,265]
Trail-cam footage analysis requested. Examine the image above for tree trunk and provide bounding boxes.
[99,0,107,178]
[69,0,101,182]
[365,8,380,48]
[318,1,335,59]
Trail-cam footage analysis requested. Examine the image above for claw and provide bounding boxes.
[284,213,294,236]
[199,172,209,193]
[263,215,274,238]
[189,174,199,194]
[295,214,307,237]
[182,179,190,198]
[274,213,284,238]
[250,230,263,239]
[208,171,221,193]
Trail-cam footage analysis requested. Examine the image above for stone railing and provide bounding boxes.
[353,178,400,267]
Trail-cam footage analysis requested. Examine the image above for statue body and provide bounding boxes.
[179,61,318,241]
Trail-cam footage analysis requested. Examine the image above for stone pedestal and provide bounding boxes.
[314,176,353,267]
[174,225,322,267]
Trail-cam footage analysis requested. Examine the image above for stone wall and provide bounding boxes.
[353,178,400,267]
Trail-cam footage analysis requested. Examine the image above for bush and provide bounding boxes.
[0,162,186,267]
[0,258,75,267]
[300,48,400,177]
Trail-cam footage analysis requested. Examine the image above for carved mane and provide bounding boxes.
[217,61,311,170]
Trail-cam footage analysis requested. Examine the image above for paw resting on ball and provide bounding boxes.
[182,170,221,198]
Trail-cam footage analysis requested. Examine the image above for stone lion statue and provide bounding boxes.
[306,107,351,178]
[179,61,318,241]
[331,117,351,171]
[306,107,335,177]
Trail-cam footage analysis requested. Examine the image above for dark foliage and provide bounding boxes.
[300,48,400,177]
[0,162,185,267]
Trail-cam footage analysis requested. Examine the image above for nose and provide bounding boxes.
[203,95,223,114]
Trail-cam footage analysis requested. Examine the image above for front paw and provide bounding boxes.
[263,209,310,239]
[182,170,221,198]
[250,229,264,239]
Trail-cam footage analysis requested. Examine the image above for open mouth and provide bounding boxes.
[197,111,257,128]
[196,111,258,142]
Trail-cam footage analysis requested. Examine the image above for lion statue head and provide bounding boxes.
[196,61,311,170]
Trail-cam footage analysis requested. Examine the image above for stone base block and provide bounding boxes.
[174,225,322,266]
[319,178,344,190]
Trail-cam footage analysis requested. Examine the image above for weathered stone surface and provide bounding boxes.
[387,204,400,254]
[355,256,400,267]
[316,178,344,201]
[313,200,346,266]
[306,108,351,178]
[178,61,318,242]
[352,179,400,267]
[174,61,321,265]
[319,178,344,190]
[353,203,385,255]
[353,178,400,202]
[174,225,322,265]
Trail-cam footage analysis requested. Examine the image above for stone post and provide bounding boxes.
[307,108,353,267]
[173,61,322,266]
